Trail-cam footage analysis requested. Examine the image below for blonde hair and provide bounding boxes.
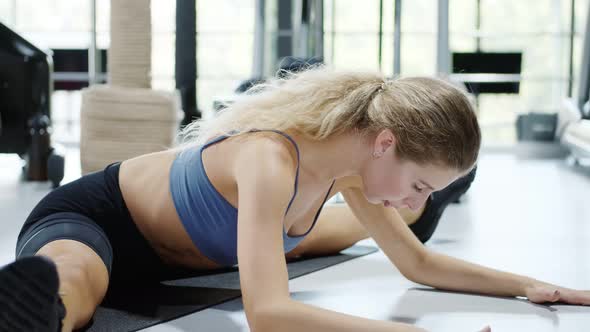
[174,67,480,171]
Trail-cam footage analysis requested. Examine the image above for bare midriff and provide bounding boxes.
[117,133,339,271]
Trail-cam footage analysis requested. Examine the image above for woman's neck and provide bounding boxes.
[287,130,369,183]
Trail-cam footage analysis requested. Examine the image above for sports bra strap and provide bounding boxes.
[201,129,301,217]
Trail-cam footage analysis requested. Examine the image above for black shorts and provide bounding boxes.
[14,162,183,294]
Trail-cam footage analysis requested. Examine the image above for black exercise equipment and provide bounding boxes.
[452,52,522,95]
[235,56,324,94]
[0,22,65,188]
[234,77,266,94]
[516,112,558,141]
[277,55,324,77]
[51,48,107,91]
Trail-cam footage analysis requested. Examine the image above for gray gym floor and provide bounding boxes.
[1,148,590,332]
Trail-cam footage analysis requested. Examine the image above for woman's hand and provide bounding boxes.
[478,325,491,332]
[525,283,590,305]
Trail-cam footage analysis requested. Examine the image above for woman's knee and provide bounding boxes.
[295,204,370,257]
[35,240,110,330]
[36,240,110,301]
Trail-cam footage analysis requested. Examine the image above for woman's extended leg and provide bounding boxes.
[288,204,368,258]
[10,210,115,332]
[36,239,109,331]
[288,203,424,258]
[1,238,109,332]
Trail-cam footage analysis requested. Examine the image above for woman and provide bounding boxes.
[1,68,588,332]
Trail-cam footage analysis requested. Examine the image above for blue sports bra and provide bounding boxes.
[169,129,335,267]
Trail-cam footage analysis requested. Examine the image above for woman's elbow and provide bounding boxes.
[401,249,431,283]
[245,298,292,332]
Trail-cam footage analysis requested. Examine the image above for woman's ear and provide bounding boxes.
[373,129,396,155]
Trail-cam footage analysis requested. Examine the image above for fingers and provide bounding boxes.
[479,325,491,332]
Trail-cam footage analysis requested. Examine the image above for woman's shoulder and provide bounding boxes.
[234,130,299,167]
[232,137,299,203]
[230,133,298,181]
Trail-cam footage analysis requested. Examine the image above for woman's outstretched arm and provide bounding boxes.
[233,141,429,332]
[340,186,590,306]
[415,249,590,305]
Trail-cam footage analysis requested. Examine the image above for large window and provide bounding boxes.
[325,0,438,76]
[449,0,588,145]
[197,0,254,118]
[325,0,589,146]
[1,0,588,147]
[327,0,381,71]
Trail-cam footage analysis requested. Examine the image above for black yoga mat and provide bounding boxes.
[82,245,378,332]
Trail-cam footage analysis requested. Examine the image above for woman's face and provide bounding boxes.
[359,130,461,211]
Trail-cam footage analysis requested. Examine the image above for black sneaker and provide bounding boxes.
[409,166,477,243]
[0,256,66,332]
